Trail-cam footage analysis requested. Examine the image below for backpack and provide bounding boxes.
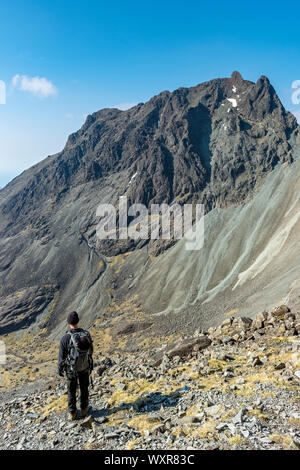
[65,330,93,377]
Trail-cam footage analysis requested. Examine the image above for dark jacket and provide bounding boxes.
[57,328,93,376]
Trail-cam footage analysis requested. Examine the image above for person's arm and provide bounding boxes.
[57,335,68,376]
[90,334,94,355]
[88,333,94,371]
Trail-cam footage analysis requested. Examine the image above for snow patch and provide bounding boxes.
[119,172,138,198]
[129,172,137,185]
[227,98,237,107]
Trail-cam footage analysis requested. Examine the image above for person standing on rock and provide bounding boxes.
[57,311,94,421]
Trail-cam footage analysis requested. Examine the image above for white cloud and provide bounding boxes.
[293,110,300,123]
[12,74,57,98]
[113,102,137,110]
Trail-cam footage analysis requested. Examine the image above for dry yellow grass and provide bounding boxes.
[208,358,228,370]
[189,420,216,439]
[288,417,300,427]
[108,378,179,407]
[106,252,132,273]
[224,308,239,317]
[269,433,295,449]
[221,408,237,421]
[227,436,246,445]
[127,416,163,434]
[126,439,140,450]
[98,259,106,270]
[184,404,200,417]
[39,394,68,417]
[247,409,269,420]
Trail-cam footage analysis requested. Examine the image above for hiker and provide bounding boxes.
[57,311,94,421]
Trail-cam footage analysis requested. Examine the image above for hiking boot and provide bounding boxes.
[69,410,78,421]
[81,406,89,418]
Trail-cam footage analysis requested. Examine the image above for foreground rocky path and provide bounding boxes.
[0,306,300,451]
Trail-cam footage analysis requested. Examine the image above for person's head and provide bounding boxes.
[67,311,79,329]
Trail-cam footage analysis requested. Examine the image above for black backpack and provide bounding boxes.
[65,330,93,377]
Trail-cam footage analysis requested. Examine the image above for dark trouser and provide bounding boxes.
[67,370,89,413]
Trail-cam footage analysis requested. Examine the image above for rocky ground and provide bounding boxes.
[0,305,300,451]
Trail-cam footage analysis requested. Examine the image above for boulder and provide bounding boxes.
[295,322,300,334]
[221,318,233,329]
[277,323,286,336]
[252,311,268,330]
[166,336,211,358]
[271,305,290,317]
[235,316,252,332]
[150,336,211,366]
[265,313,279,326]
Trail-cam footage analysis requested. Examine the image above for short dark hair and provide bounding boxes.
[67,311,79,325]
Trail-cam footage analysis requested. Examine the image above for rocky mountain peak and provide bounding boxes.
[0,72,299,334]
[230,70,244,82]
[1,72,297,229]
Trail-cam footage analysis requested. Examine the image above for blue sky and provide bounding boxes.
[0,0,300,188]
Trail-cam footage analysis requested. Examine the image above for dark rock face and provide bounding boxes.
[0,285,58,333]
[1,72,297,236]
[0,71,298,333]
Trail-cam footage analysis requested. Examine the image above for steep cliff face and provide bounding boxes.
[0,72,299,335]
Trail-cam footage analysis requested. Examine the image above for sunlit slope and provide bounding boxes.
[137,150,300,325]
